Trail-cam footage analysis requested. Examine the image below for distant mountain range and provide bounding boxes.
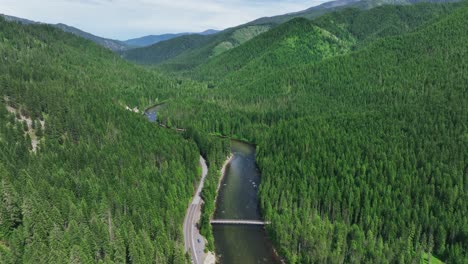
[124,0,460,69]
[1,0,459,54]
[124,29,219,47]
[248,0,459,25]
[54,23,130,51]
[0,14,219,51]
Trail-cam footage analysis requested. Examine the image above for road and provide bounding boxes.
[183,156,208,264]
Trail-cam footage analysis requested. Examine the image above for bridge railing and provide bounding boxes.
[210,219,271,225]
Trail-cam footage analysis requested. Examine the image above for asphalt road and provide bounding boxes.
[183,156,208,264]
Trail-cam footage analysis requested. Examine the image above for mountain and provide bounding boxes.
[193,2,461,82]
[1,14,218,51]
[247,0,362,25]
[124,33,188,47]
[0,14,130,51]
[53,23,129,51]
[121,0,461,71]
[0,14,217,263]
[246,0,457,25]
[200,29,220,35]
[124,29,219,47]
[0,14,36,24]
[151,2,467,263]
[1,1,467,264]
[122,24,271,68]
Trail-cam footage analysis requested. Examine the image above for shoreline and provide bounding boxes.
[216,154,234,196]
[143,102,167,113]
[206,154,234,263]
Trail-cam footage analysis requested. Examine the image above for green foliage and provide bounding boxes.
[154,2,468,263]
[0,18,205,263]
[122,23,273,73]
[192,17,355,83]
[122,34,210,65]
[191,3,461,84]
[1,1,467,264]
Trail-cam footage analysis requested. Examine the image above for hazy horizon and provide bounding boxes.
[0,0,329,40]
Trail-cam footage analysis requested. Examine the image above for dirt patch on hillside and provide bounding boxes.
[3,96,45,152]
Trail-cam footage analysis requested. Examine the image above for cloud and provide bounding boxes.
[0,0,329,39]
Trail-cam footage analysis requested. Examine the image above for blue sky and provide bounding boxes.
[0,0,329,40]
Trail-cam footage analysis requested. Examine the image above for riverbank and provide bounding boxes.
[216,154,234,195]
[201,154,234,263]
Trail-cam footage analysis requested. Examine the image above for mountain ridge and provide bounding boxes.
[0,14,130,51]
[0,14,219,51]
[124,29,220,47]
[122,0,462,70]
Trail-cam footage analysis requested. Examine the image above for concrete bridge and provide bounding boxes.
[210,219,271,225]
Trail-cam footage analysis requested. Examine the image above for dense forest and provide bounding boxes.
[154,2,467,263]
[0,18,212,263]
[1,1,466,264]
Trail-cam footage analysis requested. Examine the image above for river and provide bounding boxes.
[213,140,280,264]
[144,106,279,263]
[144,103,166,123]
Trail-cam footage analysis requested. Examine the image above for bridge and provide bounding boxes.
[210,219,271,225]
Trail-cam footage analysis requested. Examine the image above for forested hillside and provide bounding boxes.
[0,14,130,52]
[193,3,460,83]
[122,25,272,71]
[120,0,460,72]
[0,18,208,263]
[1,1,466,263]
[154,2,467,263]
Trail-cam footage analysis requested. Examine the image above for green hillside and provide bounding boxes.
[1,1,467,264]
[121,34,211,65]
[193,3,460,83]
[154,3,468,263]
[248,0,459,25]
[0,17,208,263]
[0,14,130,52]
[121,0,461,71]
[192,18,353,83]
[122,25,272,71]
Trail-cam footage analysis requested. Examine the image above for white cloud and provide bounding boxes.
[0,0,329,39]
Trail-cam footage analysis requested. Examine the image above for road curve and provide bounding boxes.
[183,156,208,264]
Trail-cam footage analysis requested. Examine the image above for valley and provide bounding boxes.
[0,0,467,263]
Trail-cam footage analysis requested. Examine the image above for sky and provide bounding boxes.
[0,0,329,40]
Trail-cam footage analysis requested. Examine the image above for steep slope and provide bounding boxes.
[0,17,204,263]
[252,6,468,263]
[192,17,354,82]
[0,14,36,24]
[193,3,459,83]
[53,23,129,51]
[122,25,271,69]
[121,0,460,69]
[0,14,130,51]
[122,34,212,65]
[154,3,467,263]
[247,0,362,25]
[248,0,459,25]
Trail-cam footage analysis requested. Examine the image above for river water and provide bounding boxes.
[144,103,165,123]
[144,106,279,263]
[213,140,280,264]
